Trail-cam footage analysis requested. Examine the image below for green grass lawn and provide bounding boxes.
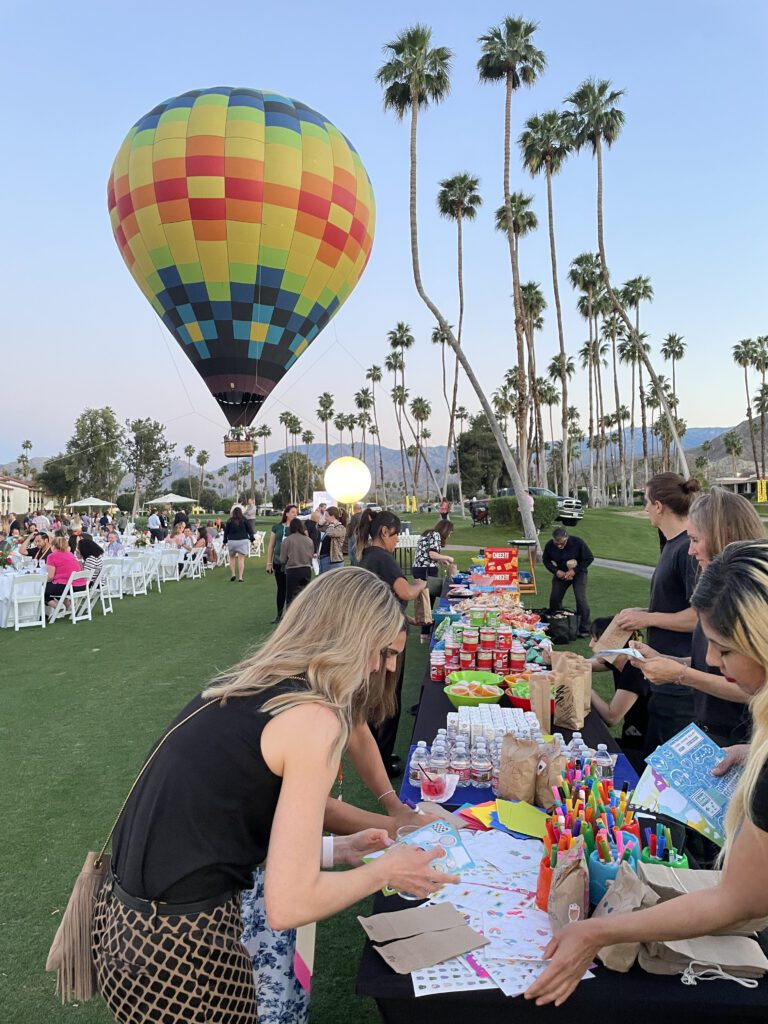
[0,552,650,1023]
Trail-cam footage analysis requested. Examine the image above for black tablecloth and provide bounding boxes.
[356,655,768,1021]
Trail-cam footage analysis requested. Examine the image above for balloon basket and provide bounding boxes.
[224,440,255,458]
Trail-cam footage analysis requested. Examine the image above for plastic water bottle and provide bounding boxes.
[568,732,586,758]
[408,742,429,786]
[450,742,471,788]
[490,744,501,795]
[593,743,614,783]
[552,732,565,754]
[471,740,493,789]
[429,743,449,777]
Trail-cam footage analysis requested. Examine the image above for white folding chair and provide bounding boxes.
[48,571,93,624]
[140,552,162,593]
[215,539,229,568]
[124,554,148,597]
[101,558,125,599]
[93,572,113,615]
[252,531,265,557]
[181,547,206,580]
[159,549,181,582]
[10,573,47,630]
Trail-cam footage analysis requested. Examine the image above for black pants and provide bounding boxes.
[371,649,406,764]
[273,562,287,616]
[149,528,164,542]
[285,566,311,605]
[549,571,591,631]
[412,567,439,635]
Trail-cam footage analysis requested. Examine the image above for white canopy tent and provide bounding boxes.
[68,497,113,509]
[146,493,196,505]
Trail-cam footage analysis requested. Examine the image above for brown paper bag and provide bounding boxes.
[497,735,538,803]
[594,615,634,670]
[638,934,768,978]
[413,588,433,626]
[548,836,589,934]
[637,863,768,936]
[551,650,592,716]
[592,863,659,972]
[535,745,568,812]
[529,672,552,733]
[552,671,585,730]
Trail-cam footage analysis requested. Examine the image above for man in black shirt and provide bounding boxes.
[542,527,594,636]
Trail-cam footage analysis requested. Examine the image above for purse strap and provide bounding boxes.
[95,698,219,866]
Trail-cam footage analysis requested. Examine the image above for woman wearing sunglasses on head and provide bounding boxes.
[526,539,768,1007]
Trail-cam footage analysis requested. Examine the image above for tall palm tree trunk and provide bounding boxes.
[611,330,627,503]
[263,438,269,501]
[744,367,760,478]
[407,99,537,542]
[761,369,766,477]
[371,391,385,503]
[594,138,687,477]
[548,406,558,492]
[324,422,329,468]
[628,360,636,501]
[545,161,569,497]
[443,212,463,495]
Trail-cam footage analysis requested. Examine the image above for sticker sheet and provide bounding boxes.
[411,955,498,997]
[396,820,476,874]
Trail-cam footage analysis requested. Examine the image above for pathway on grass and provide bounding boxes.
[447,543,654,580]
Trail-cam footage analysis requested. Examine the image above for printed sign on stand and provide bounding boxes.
[484,547,519,585]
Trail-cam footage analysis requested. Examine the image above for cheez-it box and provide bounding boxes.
[484,547,519,580]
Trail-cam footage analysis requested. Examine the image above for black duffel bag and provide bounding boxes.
[533,607,580,645]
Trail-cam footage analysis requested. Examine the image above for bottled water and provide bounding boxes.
[490,744,501,795]
[471,740,493,789]
[593,743,614,783]
[428,743,449,776]
[450,742,471,787]
[408,741,429,786]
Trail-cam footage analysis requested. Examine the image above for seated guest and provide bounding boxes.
[77,534,104,584]
[45,536,86,606]
[23,531,53,564]
[192,530,207,550]
[588,617,650,774]
[5,528,22,551]
[7,513,21,535]
[181,526,195,552]
[280,519,315,605]
[105,531,124,557]
[0,529,8,551]
[167,523,186,548]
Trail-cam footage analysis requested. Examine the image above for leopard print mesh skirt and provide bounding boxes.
[91,883,257,1023]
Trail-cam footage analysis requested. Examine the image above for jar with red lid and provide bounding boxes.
[493,650,509,674]
[509,643,527,673]
[462,627,479,652]
[479,627,497,650]
[476,649,494,671]
[459,649,475,670]
[430,651,446,682]
[496,625,512,651]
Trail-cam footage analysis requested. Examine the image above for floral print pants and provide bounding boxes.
[240,868,310,1024]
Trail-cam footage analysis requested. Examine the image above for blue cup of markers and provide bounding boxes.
[615,831,640,866]
[588,846,637,906]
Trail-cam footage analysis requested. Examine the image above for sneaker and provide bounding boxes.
[230,575,236,582]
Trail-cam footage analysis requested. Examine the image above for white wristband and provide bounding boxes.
[321,835,335,869]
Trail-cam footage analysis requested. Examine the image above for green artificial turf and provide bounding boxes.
[0,554,650,1023]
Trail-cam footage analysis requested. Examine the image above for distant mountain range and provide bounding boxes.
[2,426,749,491]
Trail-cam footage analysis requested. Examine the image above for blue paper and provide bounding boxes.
[646,723,743,839]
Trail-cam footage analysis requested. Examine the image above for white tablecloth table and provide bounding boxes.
[0,568,48,628]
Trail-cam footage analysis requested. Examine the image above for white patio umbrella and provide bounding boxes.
[68,497,113,508]
[146,493,196,505]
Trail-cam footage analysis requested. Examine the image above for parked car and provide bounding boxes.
[527,486,584,526]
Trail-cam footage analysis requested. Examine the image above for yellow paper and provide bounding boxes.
[463,801,496,828]
[495,799,549,839]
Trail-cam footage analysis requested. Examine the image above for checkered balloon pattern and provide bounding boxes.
[108,87,376,426]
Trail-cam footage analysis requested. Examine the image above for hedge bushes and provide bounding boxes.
[488,495,558,534]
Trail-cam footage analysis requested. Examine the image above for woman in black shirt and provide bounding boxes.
[526,539,768,1006]
[359,511,427,772]
[92,568,452,1023]
[616,472,700,746]
[633,488,763,747]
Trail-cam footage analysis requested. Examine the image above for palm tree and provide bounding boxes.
[409,395,431,492]
[723,431,744,477]
[455,405,469,515]
[494,194,538,483]
[255,423,272,499]
[354,387,373,462]
[216,464,228,495]
[620,276,654,484]
[384,351,409,496]
[618,329,649,500]
[316,392,335,467]
[732,339,760,478]
[478,17,546,453]
[660,333,686,402]
[278,411,294,500]
[519,108,574,491]
[378,22,537,540]
[301,429,315,503]
[195,450,209,501]
[754,383,768,478]
[492,384,516,445]
[387,323,416,484]
[366,365,386,502]
[603,313,628,504]
[289,416,303,503]
[183,444,195,498]
[566,78,686,477]
[569,252,601,500]
[520,281,547,484]
[753,337,768,476]
[437,173,482,493]
[537,380,560,492]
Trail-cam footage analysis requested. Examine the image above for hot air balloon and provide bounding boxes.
[107,87,375,426]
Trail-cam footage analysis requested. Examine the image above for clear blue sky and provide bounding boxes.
[2,0,766,465]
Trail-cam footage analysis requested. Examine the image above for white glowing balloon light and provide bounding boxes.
[324,457,371,504]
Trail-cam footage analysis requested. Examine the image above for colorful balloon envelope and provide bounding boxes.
[108,87,375,426]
